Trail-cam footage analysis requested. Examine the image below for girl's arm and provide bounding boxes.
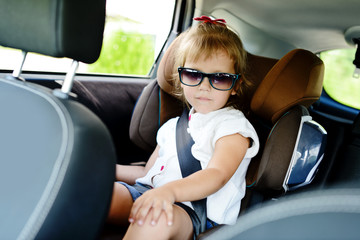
[129,133,249,226]
[115,145,160,185]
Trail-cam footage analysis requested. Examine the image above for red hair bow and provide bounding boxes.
[193,16,226,26]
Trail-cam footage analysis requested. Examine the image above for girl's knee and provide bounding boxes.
[125,212,172,239]
[124,205,193,240]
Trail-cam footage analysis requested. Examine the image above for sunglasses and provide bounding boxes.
[178,67,240,91]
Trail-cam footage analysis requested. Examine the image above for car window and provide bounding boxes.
[320,48,360,110]
[0,0,175,76]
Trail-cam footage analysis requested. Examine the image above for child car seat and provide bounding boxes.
[130,32,326,203]
[0,1,116,239]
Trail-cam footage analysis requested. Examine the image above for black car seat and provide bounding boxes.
[328,112,360,186]
[0,0,116,239]
[130,29,326,205]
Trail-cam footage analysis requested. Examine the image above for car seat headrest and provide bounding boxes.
[251,49,324,124]
[0,0,105,64]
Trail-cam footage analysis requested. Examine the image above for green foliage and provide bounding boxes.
[88,29,155,75]
[321,49,360,109]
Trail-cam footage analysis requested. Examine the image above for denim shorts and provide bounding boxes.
[118,182,218,239]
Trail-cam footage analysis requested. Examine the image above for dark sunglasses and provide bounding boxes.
[178,67,240,91]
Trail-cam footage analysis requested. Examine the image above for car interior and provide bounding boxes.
[0,0,359,239]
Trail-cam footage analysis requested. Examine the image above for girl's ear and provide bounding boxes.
[231,78,242,95]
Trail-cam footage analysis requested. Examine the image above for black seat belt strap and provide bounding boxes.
[176,109,207,232]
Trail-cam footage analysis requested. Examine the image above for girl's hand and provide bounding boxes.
[129,186,176,226]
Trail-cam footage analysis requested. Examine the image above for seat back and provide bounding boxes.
[0,0,116,239]
[129,30,326,201]
[201,188,360,240]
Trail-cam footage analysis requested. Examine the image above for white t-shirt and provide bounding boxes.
[136,107,259,225]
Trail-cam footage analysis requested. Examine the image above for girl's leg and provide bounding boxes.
[107,182,134,226]
[123,204,193,240]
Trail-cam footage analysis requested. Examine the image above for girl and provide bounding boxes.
[107,16,259,240]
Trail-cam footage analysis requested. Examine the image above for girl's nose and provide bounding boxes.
[199,77,211,91]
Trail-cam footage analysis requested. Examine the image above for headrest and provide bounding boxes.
[156,36,324,124]
[0,0,105,64]
[251,49,324,123]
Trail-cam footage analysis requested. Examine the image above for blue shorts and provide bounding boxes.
[118,182,218,239]
[120,182,151,201]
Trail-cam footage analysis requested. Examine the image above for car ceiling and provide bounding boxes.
[195,0,360,58]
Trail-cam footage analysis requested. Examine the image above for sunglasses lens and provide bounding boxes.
[211,73,234,90]
[180,69,202,86]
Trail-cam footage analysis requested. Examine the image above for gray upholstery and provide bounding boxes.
[0,0,116,239]
[202,188,360,240]
[0,78,116,239]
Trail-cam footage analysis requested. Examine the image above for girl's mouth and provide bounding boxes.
[196,96,211,101]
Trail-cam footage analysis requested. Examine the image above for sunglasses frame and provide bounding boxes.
[178,67,240,91]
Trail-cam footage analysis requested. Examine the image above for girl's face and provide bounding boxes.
[181,50,237,114]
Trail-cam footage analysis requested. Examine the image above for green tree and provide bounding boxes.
[321,48,360,109]
[88,29,155,75]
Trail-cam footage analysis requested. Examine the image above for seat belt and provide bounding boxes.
[176,109,207,232]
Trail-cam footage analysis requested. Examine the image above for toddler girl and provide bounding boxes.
[107,16,259,240]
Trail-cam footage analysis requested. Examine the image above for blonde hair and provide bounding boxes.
[172,21,252,114]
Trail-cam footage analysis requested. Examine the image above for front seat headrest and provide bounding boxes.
[0,0,105,64]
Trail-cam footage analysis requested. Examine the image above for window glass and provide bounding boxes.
[0,0,175,76]
[320,48,360,110]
